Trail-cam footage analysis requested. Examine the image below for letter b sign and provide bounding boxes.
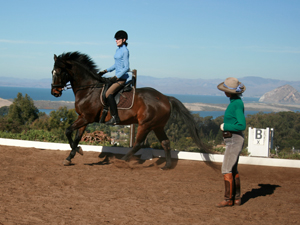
[254,129,264,145]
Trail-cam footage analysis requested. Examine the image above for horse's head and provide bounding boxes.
[51,54,72,97]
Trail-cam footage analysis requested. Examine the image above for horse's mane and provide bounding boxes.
[58,51,101,81]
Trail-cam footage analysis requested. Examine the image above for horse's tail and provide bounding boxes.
[167,96,213,154]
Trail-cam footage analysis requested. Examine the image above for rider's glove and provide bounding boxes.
[98,70,107,76]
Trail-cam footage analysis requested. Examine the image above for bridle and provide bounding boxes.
[51,67,105,96]
[51,68,71,96]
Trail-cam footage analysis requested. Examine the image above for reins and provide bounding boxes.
[52,53,107,97]
[63,82,105,95]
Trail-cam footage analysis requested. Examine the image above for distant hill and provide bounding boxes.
[0,75,300,98]
[259,84,300,104]
[0,77,50,89]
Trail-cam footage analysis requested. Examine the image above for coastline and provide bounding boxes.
[184,102,300,112]
[35,100,300,112]
[1,98,300,112]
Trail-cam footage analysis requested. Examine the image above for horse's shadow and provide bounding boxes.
[241,184,281,205]
[85,152,178,169]
[84,152,116,166]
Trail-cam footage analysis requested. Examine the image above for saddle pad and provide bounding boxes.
[118,88,135,109]
[100,87,135,110]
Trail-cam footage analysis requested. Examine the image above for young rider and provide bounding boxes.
[99,30,131,125]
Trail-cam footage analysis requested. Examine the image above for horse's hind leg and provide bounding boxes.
[154,128,172,170]
[121,125,150,162]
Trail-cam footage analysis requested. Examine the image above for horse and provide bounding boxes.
[51,52,211,169]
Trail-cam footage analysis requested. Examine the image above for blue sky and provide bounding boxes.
[0,0,299,81]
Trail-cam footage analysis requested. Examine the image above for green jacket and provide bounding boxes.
[223,95,246,132]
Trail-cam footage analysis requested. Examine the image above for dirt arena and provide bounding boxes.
[0,145,299,225]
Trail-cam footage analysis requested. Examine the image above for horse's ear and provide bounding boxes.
[54,54,57,61]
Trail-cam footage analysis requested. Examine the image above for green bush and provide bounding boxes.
[0,130,68,143]
[214,147,225,154]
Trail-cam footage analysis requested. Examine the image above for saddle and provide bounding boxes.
[99,79,135,123]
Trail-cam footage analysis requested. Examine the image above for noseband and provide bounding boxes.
[51,69,71,92]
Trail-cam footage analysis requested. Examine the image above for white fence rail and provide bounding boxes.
[0,138,300,168]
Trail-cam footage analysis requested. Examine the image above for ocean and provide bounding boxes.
[0,86,261,118]
[0,86,74,101]
[0,86,259,103]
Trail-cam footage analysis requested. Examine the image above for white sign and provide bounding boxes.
[253,128,265,145]
[248,127,273,157]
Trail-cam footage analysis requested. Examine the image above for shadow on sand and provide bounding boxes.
[241,184,281,205]
[84,152,179,169]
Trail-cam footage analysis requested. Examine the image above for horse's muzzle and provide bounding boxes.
[51,88,62,97]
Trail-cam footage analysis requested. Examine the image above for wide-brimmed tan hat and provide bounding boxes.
[217,77,246,94]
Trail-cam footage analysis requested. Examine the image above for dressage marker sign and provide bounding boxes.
[248,127,274,157]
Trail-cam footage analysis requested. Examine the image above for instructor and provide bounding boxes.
[216,77,246,207]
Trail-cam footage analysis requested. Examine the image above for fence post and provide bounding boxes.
[129,70,137,147]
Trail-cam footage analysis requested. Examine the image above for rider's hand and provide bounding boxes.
[98,70,107,76]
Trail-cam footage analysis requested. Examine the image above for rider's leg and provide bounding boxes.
[106,94,120,125]
[105,81,125,125]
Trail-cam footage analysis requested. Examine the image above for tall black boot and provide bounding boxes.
[106,95,120,125]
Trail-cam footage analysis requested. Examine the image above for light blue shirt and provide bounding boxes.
[106,44,131,83]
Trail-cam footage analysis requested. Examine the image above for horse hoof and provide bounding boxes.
[63,160,71,166]
[121,156,130,162]
[77,146,83,155]
[160,165,171,170]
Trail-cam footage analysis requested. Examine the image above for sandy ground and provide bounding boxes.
[0,145,299,224]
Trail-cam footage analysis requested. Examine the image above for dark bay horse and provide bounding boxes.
[51,52,210,169]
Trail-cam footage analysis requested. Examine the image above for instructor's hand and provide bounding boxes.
[220,123,224,131]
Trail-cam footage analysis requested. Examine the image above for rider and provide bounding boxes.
[98,30,131,125]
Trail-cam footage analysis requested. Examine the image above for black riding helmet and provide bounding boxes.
[114,30,128,40]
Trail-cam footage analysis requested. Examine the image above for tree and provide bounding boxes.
[7,93,39,125]
[31,113,51,131]
[246,111,300,150]
[0,106,9,117]
[48,107,77,131]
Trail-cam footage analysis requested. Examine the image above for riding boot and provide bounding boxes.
[234,173,241,206]
[106,94,120,125]
[216,173,233,207]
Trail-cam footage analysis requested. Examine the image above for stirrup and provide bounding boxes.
[106,116,120,125]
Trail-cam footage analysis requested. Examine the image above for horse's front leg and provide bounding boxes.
[64,118,88,165]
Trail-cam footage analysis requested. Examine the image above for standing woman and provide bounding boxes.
[99,30,131,125]
[216,77,246,207]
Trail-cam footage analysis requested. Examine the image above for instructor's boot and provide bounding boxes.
[234,173,241,206]
[106,95,120,125]
[216,173,233,207]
